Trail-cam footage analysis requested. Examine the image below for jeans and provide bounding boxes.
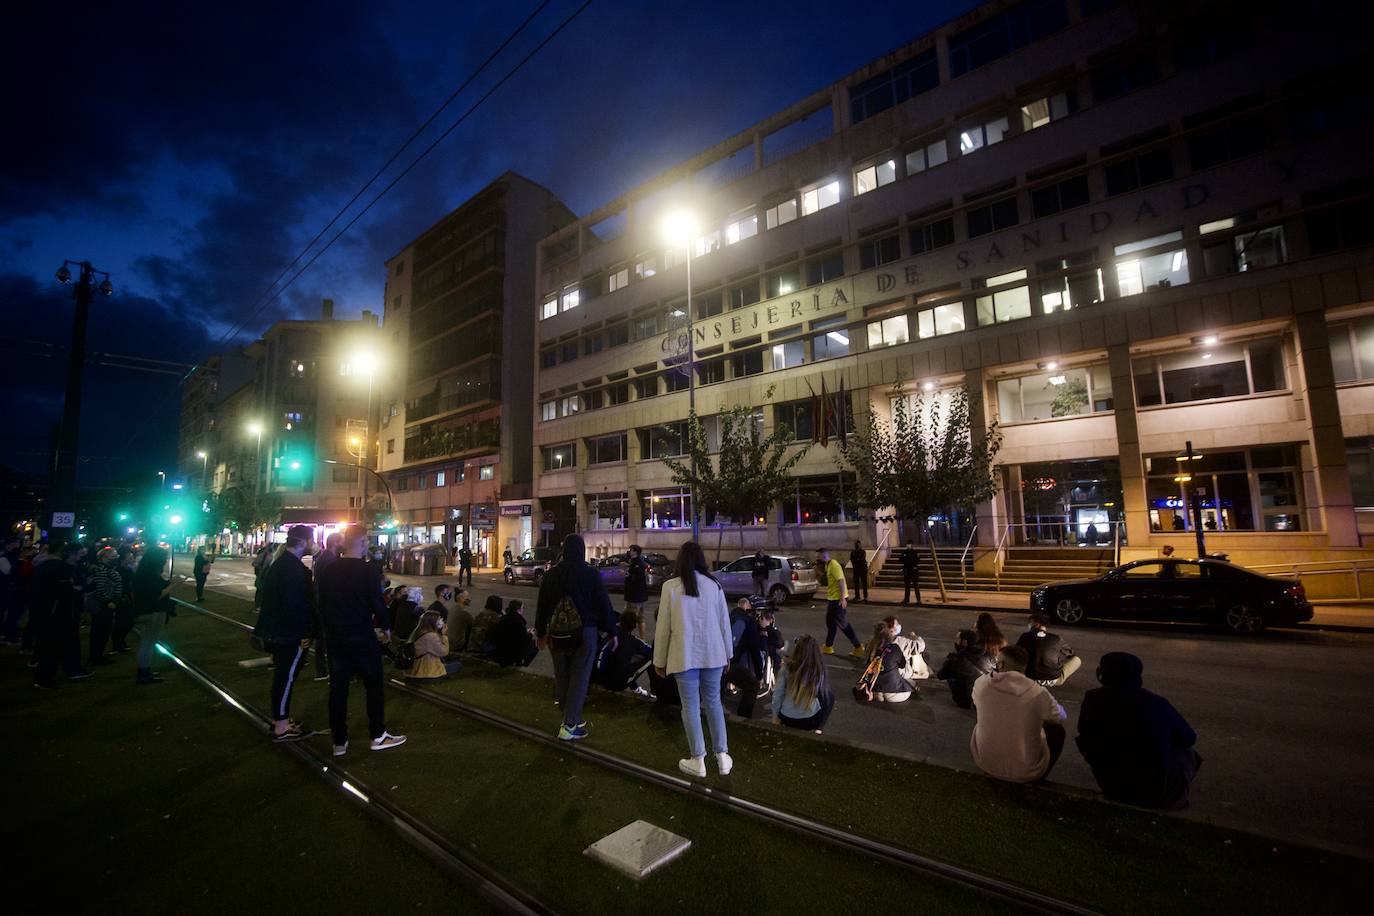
[194,574,207,600]
[751,577,768,598]
[674,666,728,759]
[328,639,386,745]
[550,626,598,728]
[824,601,860,648]
[134,612,165,673]
[779,689,835,731]
[266,639,308,723]
[1038,655,1083,687]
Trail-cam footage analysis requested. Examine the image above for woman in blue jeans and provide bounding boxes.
[653,541,734,778]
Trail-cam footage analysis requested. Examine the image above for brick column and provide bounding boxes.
[1108,343,1151,546]
[967,367,1001,546]
[1294,312,1358,546]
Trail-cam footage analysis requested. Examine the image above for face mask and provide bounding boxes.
[892,623,902,637]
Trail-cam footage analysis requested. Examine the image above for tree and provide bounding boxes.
[661,388,809,559]
[1049,376,1090,417]
[839,384,1002,540]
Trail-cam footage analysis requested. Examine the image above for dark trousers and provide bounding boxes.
[723,662,760,717]
[328,639,386,745]
[34,602,83,685]
[824,601,860,648]
[648,666,681,706]
[550,626,598,727]
[112,601,135,651]
[779,690,835,731]
[903,572,921,605]
[751,576,768,598]
[312,632,329,678]
[88,603,114,662]
[267,639,309,723]
[458,563,472,586]
[2,591,22,640]
[852,568,869,601]
[194,574,207,600]
[1041,721,1067,780]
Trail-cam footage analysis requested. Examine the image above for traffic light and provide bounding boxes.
[274,444,314,485]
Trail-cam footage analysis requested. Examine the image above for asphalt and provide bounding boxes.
[198,554,1374,860]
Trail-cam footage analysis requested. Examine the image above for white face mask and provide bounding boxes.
[892,623,902,637]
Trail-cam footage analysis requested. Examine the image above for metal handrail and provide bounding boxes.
[959,525,978,590]
[993,524,1012,592]
[1112,521,1121,569]
[869,525,892,589]
[1245,559,1371,599]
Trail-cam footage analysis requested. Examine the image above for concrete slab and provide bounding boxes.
[584,820,690,879]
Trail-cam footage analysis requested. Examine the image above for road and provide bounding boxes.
[198,555,1374,859]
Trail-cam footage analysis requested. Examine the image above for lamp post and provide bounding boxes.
[1176,440,1206,558]
[196,450,208,491]
[349,350,379,523]
[157,470,166,492]
[662,209,700,542]
[247,421,264,546]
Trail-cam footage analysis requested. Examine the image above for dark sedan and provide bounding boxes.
[1030,557,1312,635]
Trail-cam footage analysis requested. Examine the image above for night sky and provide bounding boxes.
[2,0,975,489]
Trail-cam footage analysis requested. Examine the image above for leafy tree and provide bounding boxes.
[839,384,1002,540]
[1049,376,1090,417]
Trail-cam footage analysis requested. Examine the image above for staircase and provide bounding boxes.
[873,547,1113,593]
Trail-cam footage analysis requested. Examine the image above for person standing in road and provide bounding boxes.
[252,525,318,741]
[902,540,922,606]
[624,544,650,636]
[310,531,342,682]
[317,524,406,756]
[817,547,863,657]
[535,533,616,742]
[32,542,92,688]
[457,541,473,587]
[131,546,182,685]
[503,546,514,568]
[749,549,770,599]
[192,546,213,602]
[86,547,123,666]
[849,541,869,602]
[653,541,733,778]
[110,546,137,653]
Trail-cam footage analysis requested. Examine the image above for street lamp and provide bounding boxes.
[1177,440,1207,557]
[348,349,380,523]
[196,450,208,490]
[661,208,700,541]
[157,470,166,491]
[246,421,264,548]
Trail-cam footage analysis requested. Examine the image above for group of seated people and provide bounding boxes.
[380,582,539,682]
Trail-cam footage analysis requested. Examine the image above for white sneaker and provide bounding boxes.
[678,757,706,778]
[370,731,407,751]
[715,752,733,776]
[332,742,348,757]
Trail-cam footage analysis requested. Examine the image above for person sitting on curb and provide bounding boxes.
[406,611,461,682]
[970,645,1068,783]
[1077,652,1202,809]
[975,612,1007,661]
[447,588,474,652]
[856,616,911,703]
[427,583,454,621]
[771,635,835,734]
[1016,612,1081,687]
[596,609,653,694]
[936,628,994,709]
[469,594,503,656]
[487,599,539,667]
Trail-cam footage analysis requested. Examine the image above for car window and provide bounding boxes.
[1121,562,1165,578]
[768,558,782,570]
[1162,561,1202,579]
[787,557,814,570]
[518,550,534,562]
[723,559,748,572]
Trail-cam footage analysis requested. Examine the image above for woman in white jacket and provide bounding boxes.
[653,541,734,778]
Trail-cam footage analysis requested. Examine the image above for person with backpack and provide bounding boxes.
[653,541,734,778]
[855,616,911,703]
[535,534,616,742]
[624,544,650,636]
[252,525,317,741]
[816,547,863,657]
[771,635,834,734]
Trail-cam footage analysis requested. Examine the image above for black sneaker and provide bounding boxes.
[272,723,316,742]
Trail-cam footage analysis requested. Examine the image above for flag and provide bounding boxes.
[838,375,848,447]
[820,377,830,448]
[805,380,820,444]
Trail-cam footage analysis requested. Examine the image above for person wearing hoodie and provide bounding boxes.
[487,599,539,667]
[1077,652,1202,809]
[535,534,616,742]
[1016,612,1081,686]
[469,594,504,656]
[936,629,995,709]
[970,645,1068,783]
[252,525,317,741]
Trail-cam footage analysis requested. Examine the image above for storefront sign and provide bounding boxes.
[472,519,495,529]
[501,504,531,517]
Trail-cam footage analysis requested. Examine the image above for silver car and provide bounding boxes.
[597,553,671,592]
[713,555,819,604]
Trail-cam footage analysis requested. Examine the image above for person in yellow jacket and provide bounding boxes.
[406,611,462,682]
[816,547,865,657]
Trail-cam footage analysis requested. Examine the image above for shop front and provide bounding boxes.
[1006,458,1124,547]
[498,502,533,564]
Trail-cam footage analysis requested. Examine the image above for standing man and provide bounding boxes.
[193,546,213,602]
[32,543,92,687]
[311,531,342,682]
[902,539,922,606]
[317,524,406,756]
[86,547,123,665]
[458,541,473,587]
[849,540,869,603]
[535,533,615,741]
[750,549,770,599]
[503,545,514,568]
[817,547,863,657]
[252,525,317,742]
[624,545,649,637]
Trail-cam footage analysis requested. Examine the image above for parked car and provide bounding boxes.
[1030,557,1312,635]
[504,546,560,586]
[713,554,819,604]
[597,552,672,592]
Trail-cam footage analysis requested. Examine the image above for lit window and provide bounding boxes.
[608,268,629,292]
[1038,253,1103,313]
[916,303,965,338]
[801,180,841,215]
[541,297,558,320]
[866,314,909,348]
[540,401,557,421]
[905,139,948,175]
[561,287,580,311]
[634,255,657,279]
[997,365,1114,423]
[695,229,721,257]
[958,116,1009,154]
[1114,232,1188,297]
[975,269,1032,326]
[726,211,758,244]
[542,444,576,471]
[560,395,580,416]
[1201,220,1287,276]
[766,198,798,229]
[770,337,806,370]
[436,471,446,487]
[479,465,494,480]
[1020,92,1074,131]
[853,160,896,196]
[812,317,850,360]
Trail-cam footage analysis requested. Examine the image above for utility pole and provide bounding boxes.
[47,260,112,537]
[1185,439,1207,558]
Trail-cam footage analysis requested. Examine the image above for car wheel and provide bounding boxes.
[768,584,789,605]
[503,568,514,584]
[1223,603,1265,635]
[532,569,544,587]
[1053,596,1086,625]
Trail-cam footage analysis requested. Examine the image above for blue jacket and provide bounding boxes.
[535,534,615,636]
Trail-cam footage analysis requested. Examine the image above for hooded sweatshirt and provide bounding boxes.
[970,669,1066,782]
[534,534,615,637]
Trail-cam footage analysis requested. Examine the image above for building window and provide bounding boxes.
[958,116,1009,155]
[1114,231,1189,296]
[698,358,726,385]
[641,487,692,529]
[1104,146,1173,196]
[604,323,628,348]
[910,215,956,253]
[806,252,844,286]
[1347,438,1374,506]
[1133,338,1286,407]
[801,180,841,216]
[729,281,760,310]
[966,196,1018,238]
[479,465,494,481]
[633,313,659,340]
[854,160,896,196]
[766,265,801,298]
[541,297,558,320]
[386,438,395,454]
[540,401,556,422]
[997,365,1114,423]
[867,313,910,349]
[608,268,629,292]
[639,422,689,459]
[1091,52,1159,102]
[1200,219,1286,276]
[1187,114,1266,171]
[916,302,965,338]
[812,317,851,360]
[1020,91,1075,131]
[394,260,405,276]
[635,377,658,400]
[607,382,630,405]
[589,492,628,530]
[859,234,901,270]
[726,211,758,244]
[782,473,858,524]
[771,334,806,370]
[694,291,723,320]
[435,471,446,487]
[695,229,722,257]
[1145,445,1302,533]
[560,287,580,312]
[732,347,764,378]
[397,475,410,492]
[1038,252,1103,313]
[766,198,798,229]
[849,48,939,123]
[583,334,605,356]
[664,361,690,392]
[560,395,580,417]
[948,0,1068,77]
[905,139,949,175]
[581,389,604,412]
[560,341,579,363]
[417,473,428,490]
[975,269,1032,326]
[634,255,657,279]
[1304,179,1374,255]
[539,348,556,369]
[587,434,627,465]
[1329,318,1374,383]
[1031,173,1090,218]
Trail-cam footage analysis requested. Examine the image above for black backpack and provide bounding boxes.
[548,596,583,650]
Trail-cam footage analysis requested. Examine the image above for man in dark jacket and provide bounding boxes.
[749,550,770,598]
[723,601,773,718]
[624,544,649,634]
[902,540,921,605]
[317,524,405,756]
[1016,612,1081,686]
[535,533,615,741]
[253,525,317,741]
[308,531,341,681]
[1077,652,1201,809]
[487,601,538,667]
[849,541,869,602]
[936,629,993,709]
[457,542,473,586]
[32,542,91,688]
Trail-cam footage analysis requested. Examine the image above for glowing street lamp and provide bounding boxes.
[157,470,166,491]
[661,208,701,541]
[196,449,208,490]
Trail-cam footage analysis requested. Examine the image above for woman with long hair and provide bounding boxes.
[652,541,734,778]
[406,610,461,682]
[975,612,1007,659]
[132,546,182,685]
[772,634,835,733]
[860,616,912,703]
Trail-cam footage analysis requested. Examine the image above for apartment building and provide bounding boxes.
[376,173,575,565]
[531,0,1374,567]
